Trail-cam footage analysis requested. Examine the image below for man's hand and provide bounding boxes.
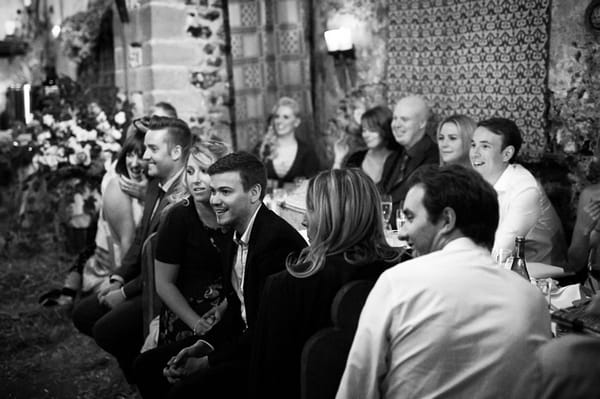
[99,287,126,308]
[332,135,350,168]
[163,356,208,384]
[163,340,213,383]
[119,175,148,200]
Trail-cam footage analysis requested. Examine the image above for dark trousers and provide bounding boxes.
[72,293,145,383]
[133,336,199,399]
[167,359,248,399]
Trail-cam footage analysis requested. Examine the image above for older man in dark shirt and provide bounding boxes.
[385,95,438,228]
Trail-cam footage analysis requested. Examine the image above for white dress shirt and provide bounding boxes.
[492,164,566,266]
[336,237,551,399]
[231,205,261,327]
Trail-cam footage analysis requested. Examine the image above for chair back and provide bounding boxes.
[141,231,162,336]
[300,280,375,399]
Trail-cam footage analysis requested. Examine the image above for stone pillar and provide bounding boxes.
[113,0,232,145]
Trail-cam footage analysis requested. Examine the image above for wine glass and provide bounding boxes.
[380,195,392,231]
[395,203,405,231]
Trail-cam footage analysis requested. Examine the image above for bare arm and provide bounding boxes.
[103,177,136,260]
[568,187,600,272]
[154,259,223,335]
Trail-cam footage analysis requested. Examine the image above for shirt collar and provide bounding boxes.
[405,134,433,158]
[233,204,262,247]
[159,167,184,193]
[493,164,515,192]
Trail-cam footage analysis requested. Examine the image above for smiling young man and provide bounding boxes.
[470,117,566,266]
[72,115,190,385]
[163,151,307,398]
[337,164,551,399]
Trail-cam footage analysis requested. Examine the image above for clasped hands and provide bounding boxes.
[163,298,228,383]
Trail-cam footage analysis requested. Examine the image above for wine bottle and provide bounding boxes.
[510,236,530,281]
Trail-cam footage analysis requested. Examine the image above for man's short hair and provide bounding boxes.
[477,118,522,163]
[147,116,192,159]
[152,102,178,118]
[207,151,267,200]
[407,164,499,250]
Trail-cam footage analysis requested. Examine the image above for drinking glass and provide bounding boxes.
[381,195,392,230]
[395,204,405,230]
[273,188,287,206]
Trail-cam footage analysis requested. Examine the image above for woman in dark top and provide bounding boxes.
[133,140,230,399]
[333,105,402,196]
[249,168,404,399]
[258,96,320,188]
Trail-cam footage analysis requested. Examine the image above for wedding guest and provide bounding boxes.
[387,95,438,228]
[510,334,600,399]
[72,116,191,384]
[258,97,320,188]
[151,101,178,118]
[470,117,567,265]
[39,127,147,307]
[568,183,600,273]
[121,102,178,199]
[249,168,404,399]
[161,152,307,398]
[133,140,230,399]
[337,164,551,399]
[437,114,476,168]
[332,106,402,193]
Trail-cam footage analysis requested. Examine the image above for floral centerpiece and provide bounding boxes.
[2,80,132,256]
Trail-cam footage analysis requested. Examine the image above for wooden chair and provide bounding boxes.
[300,280,375,399]
[141,231,162,336]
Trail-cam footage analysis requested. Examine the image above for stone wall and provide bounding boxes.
[113,0,232,145]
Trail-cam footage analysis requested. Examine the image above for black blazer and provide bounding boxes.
[114,175,183,298]
[207,204,307,367]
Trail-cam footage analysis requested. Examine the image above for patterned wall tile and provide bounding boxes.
[277,29,301,54]
[240,2,259,27]
[243,64,262,89]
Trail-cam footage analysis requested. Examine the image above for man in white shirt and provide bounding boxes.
[336,164,551,399]
[470,117,566,266]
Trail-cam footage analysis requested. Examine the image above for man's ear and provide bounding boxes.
[249,183,262,203]
[501,145,515,163]
[170,145,183,161]
[439,207,457,234]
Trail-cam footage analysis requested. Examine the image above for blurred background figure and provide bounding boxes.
[332,105,402,198]
[437,114,476,168]
[258,97,320,189]
[39,125,148,307]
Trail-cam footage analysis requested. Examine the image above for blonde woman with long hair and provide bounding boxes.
[249,168,405,399]
[437,114,476,168]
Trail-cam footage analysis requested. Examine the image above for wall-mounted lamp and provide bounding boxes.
[51,24,61,38]
[5,20,17,37]
[324,28,357,93]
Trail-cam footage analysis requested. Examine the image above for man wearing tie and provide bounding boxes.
[72,115,191,384]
